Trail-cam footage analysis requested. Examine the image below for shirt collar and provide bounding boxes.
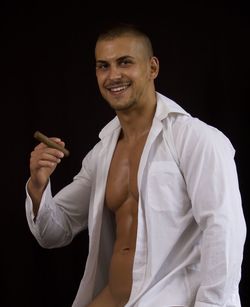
[98,92,189,140]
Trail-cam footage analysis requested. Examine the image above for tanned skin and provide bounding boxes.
[87,34,159,307]
[28,32,159,307]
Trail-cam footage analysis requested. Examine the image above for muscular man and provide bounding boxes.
[87,31,158,306]
[25,23,246,307]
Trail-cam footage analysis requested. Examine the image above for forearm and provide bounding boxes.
[27,177,48,217]
[25,174,91,248]
[25,180,74,248]
[195,221,245,305]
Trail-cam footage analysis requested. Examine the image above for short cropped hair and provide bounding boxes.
[96,22,154,57]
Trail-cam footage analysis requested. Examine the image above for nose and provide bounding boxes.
[108,64,122,80]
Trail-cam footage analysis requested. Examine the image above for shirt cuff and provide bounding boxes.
[25,178,51,222]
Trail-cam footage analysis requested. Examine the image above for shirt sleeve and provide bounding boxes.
[25,148,95,249]
[175,117,246,306]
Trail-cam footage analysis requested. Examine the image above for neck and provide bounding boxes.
[116,95,157,142]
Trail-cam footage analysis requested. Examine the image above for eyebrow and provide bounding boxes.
[117,55,134,61]
[96,55,135,64]
[96,60,107,65]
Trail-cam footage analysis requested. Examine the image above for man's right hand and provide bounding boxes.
[27,137,65,216]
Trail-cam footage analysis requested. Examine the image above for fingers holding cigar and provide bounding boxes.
[34,131,70,157]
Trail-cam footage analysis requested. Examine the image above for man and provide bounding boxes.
[25,23,246,307]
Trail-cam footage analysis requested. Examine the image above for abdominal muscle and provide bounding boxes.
[87,196,138,307]
[87,132,147,307]
[108,196,138,304]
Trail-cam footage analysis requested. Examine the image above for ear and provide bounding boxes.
[150,56,159,79]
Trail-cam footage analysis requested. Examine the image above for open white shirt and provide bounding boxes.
[26,92,246,307]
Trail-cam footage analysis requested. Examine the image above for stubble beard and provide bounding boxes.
[107,97,137,112]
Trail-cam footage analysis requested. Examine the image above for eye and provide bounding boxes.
[96,62,109,70]
[119,59,133,67]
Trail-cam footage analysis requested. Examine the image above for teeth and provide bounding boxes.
[110,86,126,92]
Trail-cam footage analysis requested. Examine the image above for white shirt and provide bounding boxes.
[26,92,246,307]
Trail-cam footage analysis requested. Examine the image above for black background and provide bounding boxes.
[1,1,249,306]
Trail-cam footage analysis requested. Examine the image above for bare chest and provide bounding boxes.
[105,135,148,212]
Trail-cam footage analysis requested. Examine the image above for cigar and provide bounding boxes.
[33,131,70,157]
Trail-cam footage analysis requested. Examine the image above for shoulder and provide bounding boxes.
[170,115,235,158]
[157,92,236,165]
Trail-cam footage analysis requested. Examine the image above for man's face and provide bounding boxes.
[95,35,158,112]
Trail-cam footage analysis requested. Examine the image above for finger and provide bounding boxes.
[37,159,61,168]
[34,131,70,157]
[32,148,64,159]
